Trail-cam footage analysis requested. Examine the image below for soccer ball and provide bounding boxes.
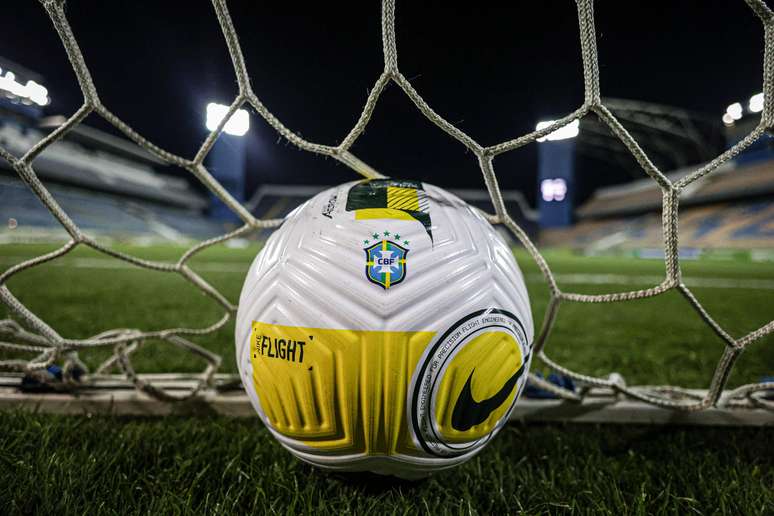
[235,179,533,478]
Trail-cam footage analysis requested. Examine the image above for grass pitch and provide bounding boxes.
[2,412,771,514]
[1,242,773,514]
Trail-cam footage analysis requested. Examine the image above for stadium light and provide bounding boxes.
[726,102,743,121]
[0,67,50,106]
[721,113,735,126]
[749,92,764,113]
[536,119,579,142]
[206,102,250,136]
[541,178,567,202]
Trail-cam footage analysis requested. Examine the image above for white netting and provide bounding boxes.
[1,0,772,410]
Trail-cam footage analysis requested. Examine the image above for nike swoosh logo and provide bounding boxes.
[450,354,529,432]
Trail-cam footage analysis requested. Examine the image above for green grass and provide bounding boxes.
[1,412,771,514]
[1,242,773,514]
[1,242,771,386]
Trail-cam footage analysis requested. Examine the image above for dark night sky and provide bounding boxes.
[1,1,769,206]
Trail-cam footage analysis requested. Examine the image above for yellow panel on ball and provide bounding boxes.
[250,322,435,455]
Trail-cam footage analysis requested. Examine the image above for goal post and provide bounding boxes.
[1,0,773,424]
[1,373,771,426]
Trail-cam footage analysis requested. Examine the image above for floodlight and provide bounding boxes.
[721,113,735,126]
[0,69,50,106]
[536,119,579,142]
[541,178,568,202]
[749,92,764,113]
[726,102,743,121]
[206,102,250,136]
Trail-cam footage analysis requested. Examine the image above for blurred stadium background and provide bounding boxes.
[1,54,771,259]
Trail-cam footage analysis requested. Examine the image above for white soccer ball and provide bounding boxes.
[236,179,533,478]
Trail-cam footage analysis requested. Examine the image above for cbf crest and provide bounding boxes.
[363,231,409,289]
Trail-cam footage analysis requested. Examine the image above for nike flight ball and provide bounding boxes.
[235,179,533,479]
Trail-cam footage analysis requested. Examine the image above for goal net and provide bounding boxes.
[1,0,772,420]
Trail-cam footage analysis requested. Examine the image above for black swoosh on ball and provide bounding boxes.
[450,356,529,432]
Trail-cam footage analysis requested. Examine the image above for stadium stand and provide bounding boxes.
[576,159,774,219]
[542,200,774,251]
[0,121,203,209]
[0,116,225,241]
[0,176,223,241]
[543,157,774,252]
